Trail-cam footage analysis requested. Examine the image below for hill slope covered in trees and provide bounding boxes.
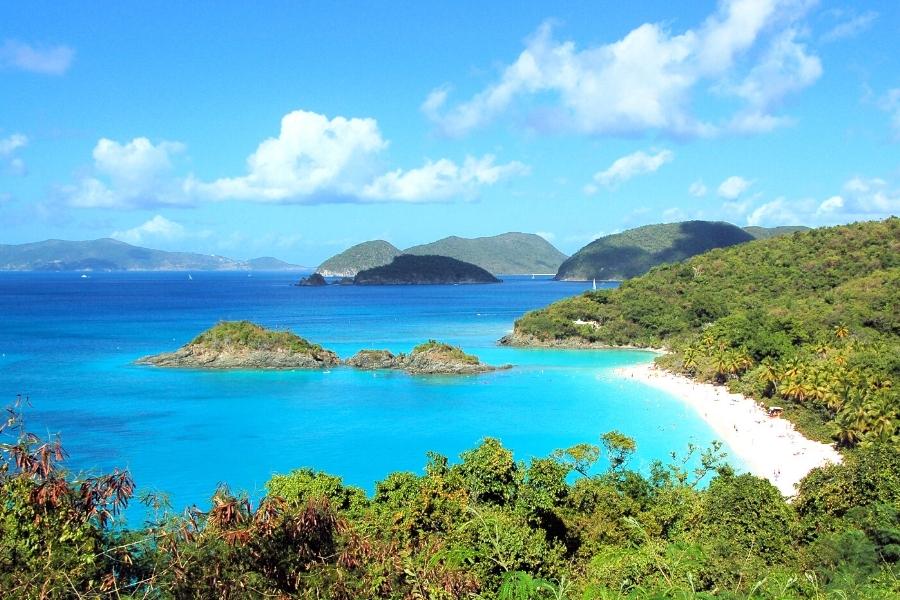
[513,219,900,446]
[315,240,402,277]
[555,221,754,280]
[405,232,567,274]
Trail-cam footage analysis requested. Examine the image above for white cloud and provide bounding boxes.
[724,29,821,123]
[821,10,878,43]
[0,39,74,75]
[717,175,752,199]
[689,180,708,197]
[535,231,555,242]
[0,133,28,175]
[361,155,528,202]
[746,176,899,227]
[817,195,844,214]
[111,215,187,245]
[424,1,819,137]
[62,110,527,208]
[194,110,387,202]
[592,149,674,188]
[63,137,189,208]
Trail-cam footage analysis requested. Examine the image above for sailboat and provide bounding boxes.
[592,278,597,290]
[188,274,193,280]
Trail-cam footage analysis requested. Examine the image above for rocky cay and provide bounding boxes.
[347,340,510,374]
[136,321,340,370]
[138,322,506,374]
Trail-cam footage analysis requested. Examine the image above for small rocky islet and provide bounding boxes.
[137,322,506,374]
[136,321,341,370]
[347,340,510,374]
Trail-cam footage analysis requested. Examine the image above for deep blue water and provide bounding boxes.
[0,272,731,520]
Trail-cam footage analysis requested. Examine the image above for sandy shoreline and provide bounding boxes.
[616,362,842,496]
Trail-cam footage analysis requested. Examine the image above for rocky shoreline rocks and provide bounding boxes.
[136,321,340,370]
[347,341,509,375]
[138,323,507,375]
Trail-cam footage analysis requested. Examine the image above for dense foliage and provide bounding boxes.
[555,221,753,281]
[316,240,402,276]
[354,255,501,285]
[2,400,898,598]
[412,340,480,365]
[516,219,900,446]
[405,233,568,275]
[742,226,810,240]
[191,320,325,354]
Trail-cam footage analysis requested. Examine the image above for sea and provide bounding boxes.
[0,272,732,522]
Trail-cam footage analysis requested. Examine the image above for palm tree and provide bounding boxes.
[834,324,850,340]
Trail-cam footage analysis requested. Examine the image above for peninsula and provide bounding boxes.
[353,255,500,285]
[507,218,899,491]
[136,321,340,369]
[347,340,508,374]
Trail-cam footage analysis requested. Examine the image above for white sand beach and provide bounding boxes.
[616,362,842,496]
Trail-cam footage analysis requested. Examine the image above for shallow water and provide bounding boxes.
[0,272,731,519]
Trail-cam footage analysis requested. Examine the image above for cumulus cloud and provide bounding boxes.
[0,133,28,175]
[61,110,527,208]
[111,215,187,245]
[717,175,752,199]
[689,180,708,197]
[592,149,673,188]
[424,0,820,137]
[0,39,74,75]
[194,110,387,202]
[62,137,189,209]
[361,155,528,201]
[746,176,899,226]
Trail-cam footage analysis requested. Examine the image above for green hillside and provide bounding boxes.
[404,232,567,274]
[744,225,811,240]
[354,254,500,285]
[514,218,900,447]
[555,221,754,280]
[315,240,401,277]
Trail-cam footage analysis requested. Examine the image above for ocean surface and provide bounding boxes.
[0,272,734,521]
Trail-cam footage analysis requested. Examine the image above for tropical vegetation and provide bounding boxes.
[2,397,897,598]
[515,218,900,447]
[554,221,754,281]
[191,320,326,355]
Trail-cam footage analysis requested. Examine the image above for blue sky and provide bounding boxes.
[1,1,898,264]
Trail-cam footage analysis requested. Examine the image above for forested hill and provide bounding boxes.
[0,238,303,271]
[315,240,402,277]
[555,220,753,280]
[404,232,567,274]
[743,225,810,239]
[512,218,900,447]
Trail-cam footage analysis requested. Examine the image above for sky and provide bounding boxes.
[1,1,898,265]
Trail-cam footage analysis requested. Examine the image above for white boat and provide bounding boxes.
[80,274,88,279]
[188,274,193,280]
[592,278,596,290]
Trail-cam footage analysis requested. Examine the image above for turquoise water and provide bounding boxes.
[0,272,730,519]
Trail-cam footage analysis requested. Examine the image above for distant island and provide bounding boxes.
[0,238,305,272]
[554,221,755,281]
[136,321,340,369]
[316,240,402,277]
[353,255,500,285]
[347,340,508,374]
[316,232,567,277]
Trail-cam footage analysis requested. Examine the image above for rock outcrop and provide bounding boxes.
[346,341,509,374]
[296,273,327,286]
[137,321,340,370]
